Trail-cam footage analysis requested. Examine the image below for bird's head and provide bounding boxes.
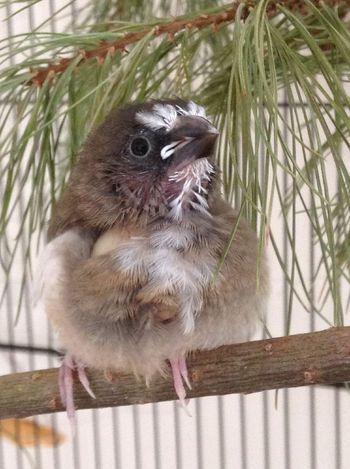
[67,99,219,230]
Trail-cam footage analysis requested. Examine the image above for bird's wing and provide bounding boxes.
[32,230,91,318]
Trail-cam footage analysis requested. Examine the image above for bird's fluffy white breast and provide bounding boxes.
[113,225,216,333]
[92,224,215,334]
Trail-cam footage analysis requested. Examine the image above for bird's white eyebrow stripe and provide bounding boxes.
[136,101,207,131]
[175,102,206,118]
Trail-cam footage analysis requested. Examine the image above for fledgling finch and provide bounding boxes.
[35,99,269,425]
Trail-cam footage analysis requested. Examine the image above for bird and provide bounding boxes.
[35,98,269,427]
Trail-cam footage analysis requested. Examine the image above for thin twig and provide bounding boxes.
[1,327,350,420]
[29,0,349,86]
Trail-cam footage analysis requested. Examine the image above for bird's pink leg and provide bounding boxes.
[59,354,96,435]
[59,355,77,434]
[169,356,191,414]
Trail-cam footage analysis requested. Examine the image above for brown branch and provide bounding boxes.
[1,327,350,420]
[30,0,349,86]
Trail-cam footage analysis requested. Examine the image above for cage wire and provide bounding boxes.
[0,1,350,469]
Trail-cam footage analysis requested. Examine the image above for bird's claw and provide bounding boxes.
[169,356,192,416]
[59,354,95,436]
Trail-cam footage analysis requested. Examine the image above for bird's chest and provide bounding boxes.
[146,237,214,296]
[93,224,217,332]
[96,225,215,287]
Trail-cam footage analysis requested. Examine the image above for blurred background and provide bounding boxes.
[0,1,350,468]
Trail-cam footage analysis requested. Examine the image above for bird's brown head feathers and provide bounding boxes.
[48,99,219,239]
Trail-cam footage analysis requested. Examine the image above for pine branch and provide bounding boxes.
[29,0,349,86]
[1,327,350,420]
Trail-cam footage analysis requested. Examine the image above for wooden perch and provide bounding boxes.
[1,327,350,420]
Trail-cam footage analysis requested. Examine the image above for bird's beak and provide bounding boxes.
[160,115,219,167]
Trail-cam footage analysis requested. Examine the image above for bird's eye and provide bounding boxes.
[129,136,151,158]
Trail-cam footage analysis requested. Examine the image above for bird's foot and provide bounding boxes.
[58,354,96,435]
[169,356,192,415]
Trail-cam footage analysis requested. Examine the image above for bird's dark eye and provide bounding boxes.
[129,136,151,158]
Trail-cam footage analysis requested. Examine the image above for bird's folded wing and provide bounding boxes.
[32,229,92,315]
